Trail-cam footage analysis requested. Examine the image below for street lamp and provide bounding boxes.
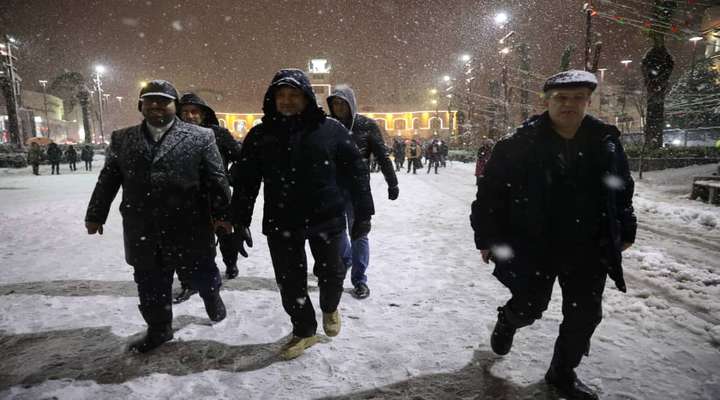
[93,64,107,143]
[116,96,123,104]
[460,53,471,62]
[620,59,632,67]
[494,12,509,26]
[38,79,51,139]
[442,75,451,82]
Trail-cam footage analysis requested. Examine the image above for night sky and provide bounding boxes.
[0,0,704,130]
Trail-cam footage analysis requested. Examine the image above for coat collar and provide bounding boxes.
[151,117,189,164]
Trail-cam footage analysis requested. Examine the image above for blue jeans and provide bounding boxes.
[340,199,370,287]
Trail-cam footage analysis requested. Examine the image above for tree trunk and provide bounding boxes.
[642,45,674,149]
[0,76,24,150]
[78,89,93,144]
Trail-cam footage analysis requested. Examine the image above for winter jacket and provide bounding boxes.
[27,146,43,164]
[327,87,398,190]
[65,146,78,162]
[46,143,62,163]
[80,146,94,162]
[426,141,441,161]
[392,140,406,159]
[405,142,422,159]
[85,117,231,269]
[231,69,374,236]
[178,93,242,173]
[470,112,636,292]
[475,144,493,177]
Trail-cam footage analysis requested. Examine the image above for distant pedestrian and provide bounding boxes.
[81,145,94,171]
[27,142,43,175]
[65,145,78,171]
[47,142,62,175]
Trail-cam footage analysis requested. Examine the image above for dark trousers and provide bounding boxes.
[177,234,237,289]
[267,229,347,338]
[407,158,418,174]
[137,254,222,308]
[31,163,39,175]
[427,158,439,174]
[69,161,77,171]
[51,162,60,174]
[501,260,607,372]
[84,161,92,171]
[218,232,238,268]
[395,157,404,171]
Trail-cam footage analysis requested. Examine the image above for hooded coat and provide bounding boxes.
[177,93,241,173]
[326,86,398,189]
[81,146,94,162]
[470,112,636,292]
[85,117,231,269]
[230,69,374,236]
[46,143,62,163]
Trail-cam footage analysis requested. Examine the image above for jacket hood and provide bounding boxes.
[326,85,358,130]
[261,69,325,126]
[177,92,220,126]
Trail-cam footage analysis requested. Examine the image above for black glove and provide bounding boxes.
[232,225,253,258]
[388,185,399,200]
[351,219,371,240]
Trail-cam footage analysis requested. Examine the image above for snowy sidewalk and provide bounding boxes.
[0,162,718,399]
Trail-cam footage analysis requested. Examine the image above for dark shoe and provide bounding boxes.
[225,263,239,279]
[129,325,173,353]
[545,367,599,400]
[202,290,227,322]
[173,287,198,304]
[491,307,517,355]
[352,283,370,299]
[129,304,173,353]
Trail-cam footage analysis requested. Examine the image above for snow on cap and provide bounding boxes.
[543,70,598,93]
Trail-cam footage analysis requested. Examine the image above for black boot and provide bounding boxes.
[491,307,517,355]
[173,287,198,304]
[129,304,173,353]
[225,263,239,280]
[545,365,598,400]
[202,290,227,322]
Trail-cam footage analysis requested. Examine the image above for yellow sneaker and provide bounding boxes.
[280,335,318,360]
[323,310,341,337]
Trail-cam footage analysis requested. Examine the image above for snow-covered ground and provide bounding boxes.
[0,160,718,400]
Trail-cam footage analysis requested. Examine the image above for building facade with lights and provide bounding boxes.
[216,59,457,143]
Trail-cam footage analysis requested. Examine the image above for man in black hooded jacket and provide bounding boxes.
[471,70,636,400]
[174,92,243,304]
[230,69,374,360]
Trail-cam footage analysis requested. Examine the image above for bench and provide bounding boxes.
[691,176,720,204]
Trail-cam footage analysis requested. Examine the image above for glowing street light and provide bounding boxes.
[689,36,703,43]
[620,59,633,67]
[431,99,438,105]
[94,64,106,75]
[116,96,124,104]
[460,53,471,62]
[442,75,451,82]
[597,68,608,82]
[494,12,509,26]
[429,88,438,95]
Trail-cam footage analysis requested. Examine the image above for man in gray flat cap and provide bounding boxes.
[471,70,636,400]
